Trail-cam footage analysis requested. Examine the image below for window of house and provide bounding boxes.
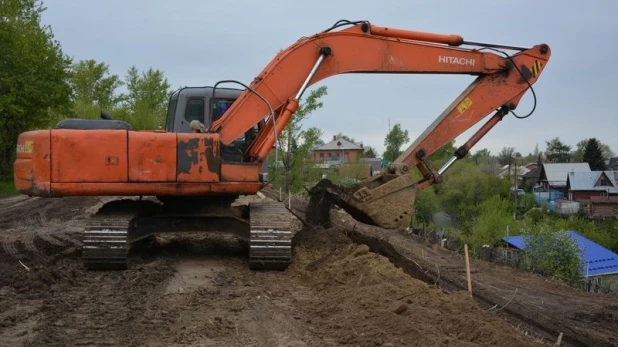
[185,98,205,123]
[600,178,608,186]
[319,153,324,158]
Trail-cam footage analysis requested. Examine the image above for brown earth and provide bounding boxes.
[0,193,612,346]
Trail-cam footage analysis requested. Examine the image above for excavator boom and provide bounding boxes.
[210,21,551,229]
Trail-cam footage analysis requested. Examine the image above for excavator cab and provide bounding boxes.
[165,87,263,164]
[164,86,243,133]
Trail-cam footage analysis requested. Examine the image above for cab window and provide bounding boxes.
[211,99,235,122]
[185,98,205,123]
[165,97,178,132]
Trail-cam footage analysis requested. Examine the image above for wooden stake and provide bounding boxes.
[279,187,282,201]
[554,332,563,346]
[464,244,472,296]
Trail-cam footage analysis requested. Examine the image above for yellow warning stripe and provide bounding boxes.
[531,60,543,78]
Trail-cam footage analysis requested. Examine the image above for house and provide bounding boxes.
[588,196,618,220]
[521,163,543,191]
[499,231,618,291]
[311,136,363,164]
[525,163,539,172]
[537,162,591,192]
[497,164,531,181]
[566,170,618,201]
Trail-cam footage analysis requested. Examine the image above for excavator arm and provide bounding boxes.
[210,20,551,229]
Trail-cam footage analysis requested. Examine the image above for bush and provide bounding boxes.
[462,195,518,255]
[524,207,545,224]
[521,224,583,283]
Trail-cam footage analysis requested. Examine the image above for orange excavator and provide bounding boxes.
[13,20,551,270]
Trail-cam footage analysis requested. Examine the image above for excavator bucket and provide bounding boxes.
[307,175,419,230]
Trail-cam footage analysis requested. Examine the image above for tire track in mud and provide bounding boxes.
[0,195,98,262]
[21,232,45,261]
[2,236,24,260]
[35,232,66,246]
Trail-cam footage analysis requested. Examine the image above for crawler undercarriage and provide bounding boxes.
[81,196,293,271]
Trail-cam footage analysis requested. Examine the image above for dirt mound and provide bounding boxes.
[288,226,541,346]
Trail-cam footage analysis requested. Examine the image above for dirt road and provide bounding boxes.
[0,194,549,346]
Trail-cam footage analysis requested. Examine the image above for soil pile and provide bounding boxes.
[289,226,542,346]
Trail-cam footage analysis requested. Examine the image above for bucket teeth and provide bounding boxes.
[82,218,129,270]
[249,201,292,270]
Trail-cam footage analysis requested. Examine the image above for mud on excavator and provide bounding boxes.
[13,20,551,271]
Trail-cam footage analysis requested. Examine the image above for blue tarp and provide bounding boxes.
[502,231,618,277]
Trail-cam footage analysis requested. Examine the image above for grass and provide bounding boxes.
[0,180,16,196]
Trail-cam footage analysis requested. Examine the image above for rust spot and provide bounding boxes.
[518,64,532,83]
[202,136,220,175]
[177,138,199,174]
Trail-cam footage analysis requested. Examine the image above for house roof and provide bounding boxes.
[314,138,363,151]
[498,165,530,178]
[540,163,591,187]
[502,231,618,277]
[567,170,618,193]
[522,165,542,179]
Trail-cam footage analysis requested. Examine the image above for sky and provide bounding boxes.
[40,0,618,158]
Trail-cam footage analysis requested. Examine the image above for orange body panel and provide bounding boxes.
[220,163,260,182]
[14,130,51,196]
[128,131,176,182]
[176,133,220,183]
[51,129,128,183]
[14,129,264,197]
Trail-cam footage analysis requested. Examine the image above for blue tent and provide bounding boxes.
[502,231,618,277]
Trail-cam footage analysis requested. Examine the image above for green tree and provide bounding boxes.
[361,146,377,158]
[545,137,572,162]
[463,195,514,255]
[433,161,509,230]
[383,123,409,162]
[276,85,328,193]
[121,66,171,130]
[287,126,325,193]
[429,140,456,166]
[582,138,607,170]
[471,148,491,163]
[0,0,72,176]
[574,138,614,163]
[334,132,357,144]
[414,187,439,224]
[498,146,515,166]
[69,59,123,117]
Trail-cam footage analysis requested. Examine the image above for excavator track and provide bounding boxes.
[82,217,131,270]
[248,201,292,270]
